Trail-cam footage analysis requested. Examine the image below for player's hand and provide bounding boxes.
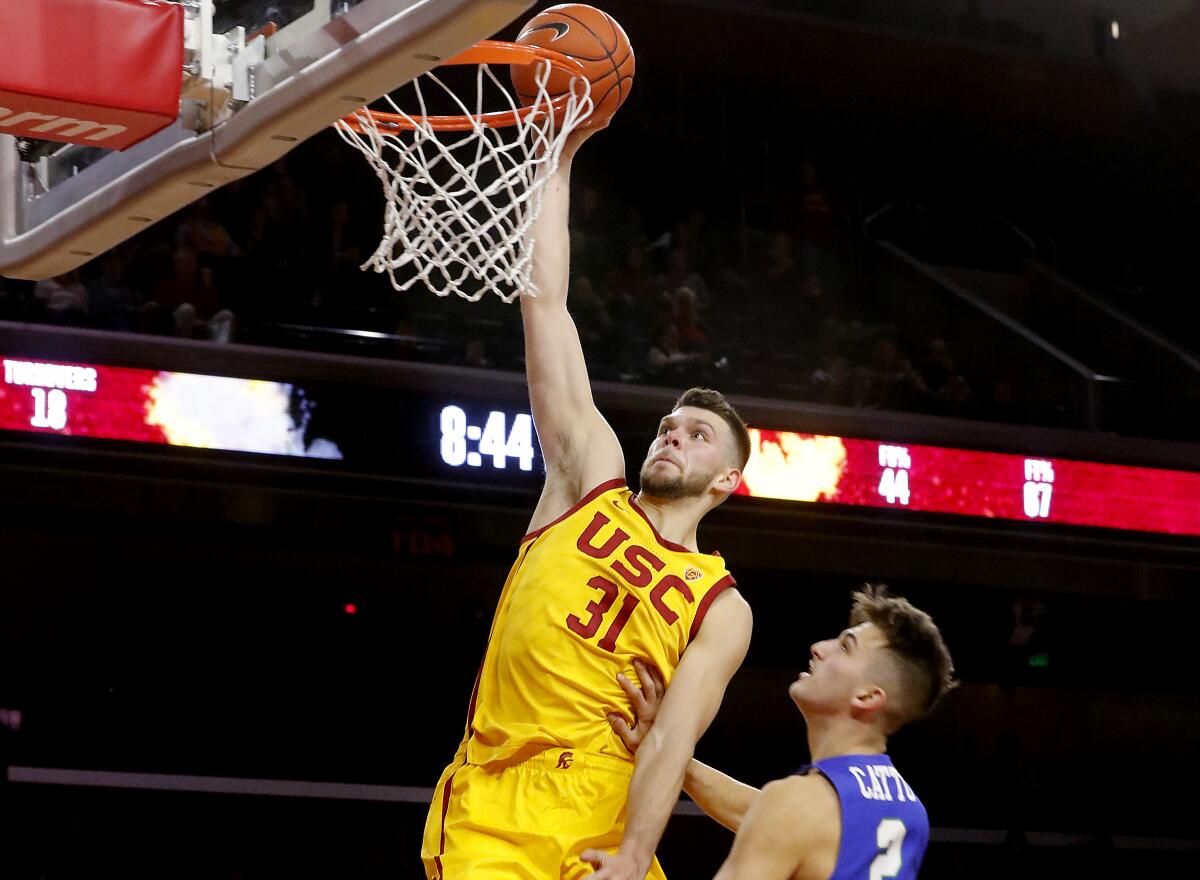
[561,119,609,161]
[580,847,648,880]
[608,658,665,754]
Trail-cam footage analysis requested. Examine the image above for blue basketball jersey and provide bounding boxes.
[796,754,929,880]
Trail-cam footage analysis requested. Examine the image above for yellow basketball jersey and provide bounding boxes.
[465,480,736,766]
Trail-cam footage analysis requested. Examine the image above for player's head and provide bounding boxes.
[789,585,956,736]
[639,387,750,505]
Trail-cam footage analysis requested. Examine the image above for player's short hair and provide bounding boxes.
[673,387,751,472]
[850,585,957,730]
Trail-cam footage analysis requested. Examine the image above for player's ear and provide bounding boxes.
[712,466,742,495]
[851,685,887,718]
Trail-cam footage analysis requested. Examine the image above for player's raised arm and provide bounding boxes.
[584,590,753,880]
[521,130,624,528]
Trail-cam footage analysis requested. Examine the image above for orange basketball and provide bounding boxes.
[510,4,635,129]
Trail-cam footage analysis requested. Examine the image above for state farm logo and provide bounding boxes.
[0,106,128,143]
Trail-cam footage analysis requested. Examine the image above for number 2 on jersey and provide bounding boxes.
[566,576,641,652]
[869,818,906,880]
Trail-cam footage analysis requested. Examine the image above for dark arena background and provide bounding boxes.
[2,1,1200,877]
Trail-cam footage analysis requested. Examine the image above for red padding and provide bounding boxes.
[0,0,183,150]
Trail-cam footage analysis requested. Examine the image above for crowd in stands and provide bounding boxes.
[2,133,1009,424]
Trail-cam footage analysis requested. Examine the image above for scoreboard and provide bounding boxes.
[3,355,1199,538]
[735,429,1200,537]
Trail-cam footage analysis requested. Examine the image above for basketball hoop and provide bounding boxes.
[334,41,593,302]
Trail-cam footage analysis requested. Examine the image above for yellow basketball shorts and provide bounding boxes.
[421,746,669,880]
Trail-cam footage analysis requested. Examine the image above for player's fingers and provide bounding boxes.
[632,658,649,691]
[634,659,662,705]
[563,124,604,159]
[648,663,666,698]
[633,657,662,691]
[617,673,646,713]
[580,848,608,867]
[608,713,638,750]
[633,662,661,711]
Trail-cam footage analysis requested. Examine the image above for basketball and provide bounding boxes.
[510,4,635,129]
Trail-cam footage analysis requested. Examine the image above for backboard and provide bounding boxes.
[0,0,534,281]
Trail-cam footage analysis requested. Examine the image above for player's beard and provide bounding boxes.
[639,460,713,500]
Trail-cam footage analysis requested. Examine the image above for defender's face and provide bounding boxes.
[639,406,737,501]
[789,622,888,713]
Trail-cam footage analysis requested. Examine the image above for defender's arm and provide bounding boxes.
[684,759,761,833]
[611,657,759,833]
[583,590,753,879]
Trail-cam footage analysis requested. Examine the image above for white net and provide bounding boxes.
[335,59,593,302]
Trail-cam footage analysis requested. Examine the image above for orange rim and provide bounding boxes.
[337,40,589,133]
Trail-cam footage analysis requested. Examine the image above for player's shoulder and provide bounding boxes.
[740,775,841,874]
[763,774,842,862]
[762,772,840,821]
[692,586,752,642]
[708,586,751,623]
[690,546,736,579]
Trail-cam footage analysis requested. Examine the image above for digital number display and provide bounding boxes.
[0,357,342,459]
[736,429,1200,537]
[438,405,536,471]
